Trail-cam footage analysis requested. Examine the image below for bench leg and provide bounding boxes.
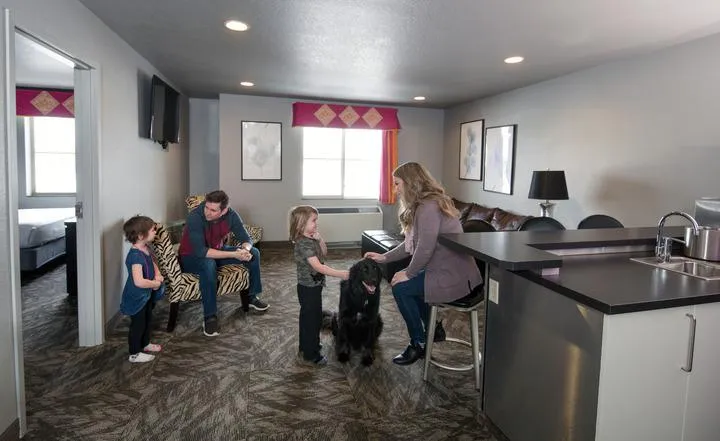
[240,289,250,312]
[167,302,180,332]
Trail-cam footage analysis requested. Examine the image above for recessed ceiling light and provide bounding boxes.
[504,56,524,64]
[224,20,249,32]
[240,81,254,87]
[413,96,426,101]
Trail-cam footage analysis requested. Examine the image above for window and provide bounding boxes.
[25,116,76,194]
[302,127,382,199]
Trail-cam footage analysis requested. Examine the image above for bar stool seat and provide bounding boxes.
[423,290,484,390]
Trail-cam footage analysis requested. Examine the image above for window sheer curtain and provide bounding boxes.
[291,101,400,204]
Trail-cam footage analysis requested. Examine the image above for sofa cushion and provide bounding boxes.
[452,198,474,223]
[465,203,497,223]
[491,208,531,231]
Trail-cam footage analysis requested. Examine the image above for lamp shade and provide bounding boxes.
[528,170,568,200]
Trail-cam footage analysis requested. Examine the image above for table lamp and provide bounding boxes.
[528,170,568,217]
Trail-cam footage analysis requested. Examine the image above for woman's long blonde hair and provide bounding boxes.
[288,205,318,243]
[393,162,458,232]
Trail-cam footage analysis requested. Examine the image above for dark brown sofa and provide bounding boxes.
[361,198,532,281]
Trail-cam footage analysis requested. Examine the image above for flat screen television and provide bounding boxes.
[149,75,180,149]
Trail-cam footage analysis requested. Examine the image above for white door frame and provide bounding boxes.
[14,28,104,347]
[5,11,104,438]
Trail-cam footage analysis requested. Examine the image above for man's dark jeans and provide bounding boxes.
[180,246,262,319]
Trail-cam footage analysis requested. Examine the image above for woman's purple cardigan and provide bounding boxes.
[383,200,483,303]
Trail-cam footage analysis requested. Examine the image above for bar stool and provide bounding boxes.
[423,290,484,390]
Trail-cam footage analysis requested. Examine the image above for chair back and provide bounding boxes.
[151,224,183,287]
[462,219,496,233]
[519,217,566,231]
[577,214,624,229]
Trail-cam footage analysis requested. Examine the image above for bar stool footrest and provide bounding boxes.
[429,337,481,372]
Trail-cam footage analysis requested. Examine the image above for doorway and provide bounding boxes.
[2,10,103,437]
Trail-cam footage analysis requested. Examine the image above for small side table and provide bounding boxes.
[65,218,78,301]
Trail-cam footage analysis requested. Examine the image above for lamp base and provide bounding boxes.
[538,201,555,218]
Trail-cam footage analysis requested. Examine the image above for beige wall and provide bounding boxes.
[443,32,720,229]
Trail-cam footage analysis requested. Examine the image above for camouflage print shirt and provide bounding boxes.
[294,237,326,287]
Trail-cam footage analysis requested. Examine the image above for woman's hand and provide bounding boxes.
[391,270,409,286]
[363,252,386,263]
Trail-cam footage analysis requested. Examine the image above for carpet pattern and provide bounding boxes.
[20,247,507,440]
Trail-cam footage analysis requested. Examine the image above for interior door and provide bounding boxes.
[73,66,103,346]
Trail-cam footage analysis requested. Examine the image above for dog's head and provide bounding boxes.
[349,258,382,295]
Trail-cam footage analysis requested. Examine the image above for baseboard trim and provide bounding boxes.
[0,419,19,441]
[105,310,124,337]
[257,241,292,249]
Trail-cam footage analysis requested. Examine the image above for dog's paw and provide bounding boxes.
[361,355,374,366]
[337,352,350,363]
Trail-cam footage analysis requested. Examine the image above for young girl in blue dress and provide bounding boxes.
[121,215,165,363]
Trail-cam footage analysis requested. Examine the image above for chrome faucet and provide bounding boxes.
[655,211,700,262]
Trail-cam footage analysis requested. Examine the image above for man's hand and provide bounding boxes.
[234,248,252,262]
[391,270,409,286]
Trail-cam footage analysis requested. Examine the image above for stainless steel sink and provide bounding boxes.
[631,256,720,280]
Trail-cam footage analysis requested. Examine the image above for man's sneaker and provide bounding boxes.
[249,297,269,312]
[129,352,155,363]
[203,315,220,337]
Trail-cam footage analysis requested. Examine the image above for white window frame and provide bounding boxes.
[24,116,76,196]
[301,127,382,200]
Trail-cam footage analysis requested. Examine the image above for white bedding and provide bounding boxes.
[18,207,75,248]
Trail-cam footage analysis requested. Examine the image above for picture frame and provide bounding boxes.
[459,119,484,181]
[483,124,517,195]
[241,121,282,181]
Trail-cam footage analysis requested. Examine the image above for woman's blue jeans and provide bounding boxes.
[391,271,429,346]
[180,246,262,319]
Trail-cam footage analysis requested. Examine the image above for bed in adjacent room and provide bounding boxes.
[19,207,75,271]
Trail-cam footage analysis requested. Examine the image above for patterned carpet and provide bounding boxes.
[20,247,508,441]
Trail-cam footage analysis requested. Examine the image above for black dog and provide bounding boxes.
[331,258,384,366]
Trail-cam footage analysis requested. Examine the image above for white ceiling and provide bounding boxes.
[76,0,720,108]
[15,33,74,89]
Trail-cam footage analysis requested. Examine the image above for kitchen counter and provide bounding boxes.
[439,226,720,314]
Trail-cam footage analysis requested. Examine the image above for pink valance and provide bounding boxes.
[292,102,400,130]
[16,88,74,118]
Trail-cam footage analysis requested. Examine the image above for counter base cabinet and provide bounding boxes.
[683,302,720,441]
[596,303,720,441]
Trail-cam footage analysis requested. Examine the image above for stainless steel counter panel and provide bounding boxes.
[484,265,604,441]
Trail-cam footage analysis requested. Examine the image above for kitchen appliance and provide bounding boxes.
[695,198,720,227]
[684,225,720,262]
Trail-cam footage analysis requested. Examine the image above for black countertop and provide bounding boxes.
[439,226,720,314]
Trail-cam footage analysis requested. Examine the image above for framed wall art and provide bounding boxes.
[459,119,484,181]
[483,124,517,195]
[241,121,282,181]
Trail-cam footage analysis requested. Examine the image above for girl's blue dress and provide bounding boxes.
[120,247,165,316]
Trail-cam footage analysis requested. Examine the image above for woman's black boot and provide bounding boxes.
[392,343,425,365]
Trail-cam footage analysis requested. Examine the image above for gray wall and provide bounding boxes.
[444,32,720,229]
[189,98,219,195]
[214,94,444,240]
[15,118,75,209]
[1,0,190,434]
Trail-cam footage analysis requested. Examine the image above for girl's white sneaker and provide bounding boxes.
[143,343,162,352]
[129,352,155,363]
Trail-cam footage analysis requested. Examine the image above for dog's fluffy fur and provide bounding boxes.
[331,258,384,366]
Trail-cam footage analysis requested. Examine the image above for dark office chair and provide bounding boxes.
[462,219,496,233]
[518,216,566,231]
[577,214,624,229]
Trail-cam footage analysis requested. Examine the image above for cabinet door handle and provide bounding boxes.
[681,313,696,373]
